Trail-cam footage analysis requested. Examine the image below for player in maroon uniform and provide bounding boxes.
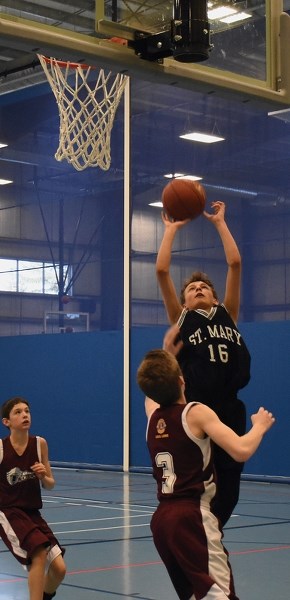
[156,201,250,526]
[137,348,274,600]
[0,396,66,600]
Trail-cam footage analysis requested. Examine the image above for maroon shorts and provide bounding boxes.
[151,500,238,600]
[0,507,63,566]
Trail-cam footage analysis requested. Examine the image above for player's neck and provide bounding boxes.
[176,396,186,405]
[10,430,29,446]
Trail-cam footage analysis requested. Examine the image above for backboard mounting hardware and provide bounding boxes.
[129,0,211,63]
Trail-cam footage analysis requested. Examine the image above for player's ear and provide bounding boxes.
[179,375,185,388]
[2,417,10,427]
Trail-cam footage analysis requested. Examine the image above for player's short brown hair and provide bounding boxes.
[1,396,30,420]
[180,270,218,304]
[137,349,182,406]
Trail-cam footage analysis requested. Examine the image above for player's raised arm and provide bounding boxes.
[204,201,241,324]
[156,212,189,323]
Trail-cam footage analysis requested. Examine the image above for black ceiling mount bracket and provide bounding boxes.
[130,30,173,62]
[129,0,211,63]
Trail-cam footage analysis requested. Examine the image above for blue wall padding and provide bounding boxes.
[0,332,123,467]
[0,322,288,478]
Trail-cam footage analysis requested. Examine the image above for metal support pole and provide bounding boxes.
[58,197,65,330]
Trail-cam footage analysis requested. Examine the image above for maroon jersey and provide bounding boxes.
[147,402,216,506]
[0,436,42,510]
[147,402,239,599]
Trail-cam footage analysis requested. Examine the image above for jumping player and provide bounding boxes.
[0,396,66,600]
[137,348,275,600]
[156,201,251,526]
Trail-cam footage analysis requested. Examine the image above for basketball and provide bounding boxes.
[162,179,206,221]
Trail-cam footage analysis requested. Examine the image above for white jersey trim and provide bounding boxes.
[178,304,229,325]
[181,403,211,469]
[36,436,42,463]
[0,510,27,560]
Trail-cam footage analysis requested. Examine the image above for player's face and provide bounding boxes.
[183,281,217,310]
[4,403,31,430]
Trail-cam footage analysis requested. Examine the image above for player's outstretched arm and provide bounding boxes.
[187,403,275,462]
[204,201,241,323]
[156,213,190,324]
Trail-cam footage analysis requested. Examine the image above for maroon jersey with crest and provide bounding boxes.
[0,436,42,510]
[147,402,216,505]
[146,403,239,600]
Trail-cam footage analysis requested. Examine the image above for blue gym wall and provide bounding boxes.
[0,332,123,468]
[0,322,288,479]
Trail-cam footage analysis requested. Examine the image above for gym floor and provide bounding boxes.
[0,469,289,599]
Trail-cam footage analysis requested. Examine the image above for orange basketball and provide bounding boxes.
[162,179,206,221]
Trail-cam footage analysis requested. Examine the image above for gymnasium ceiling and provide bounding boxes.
[1,1,290,214]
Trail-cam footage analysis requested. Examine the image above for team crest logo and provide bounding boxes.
[6,467,35,486]
[156,418,166,435]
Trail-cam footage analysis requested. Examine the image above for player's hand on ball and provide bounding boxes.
[204,201,225,222]
[161,211,191,228]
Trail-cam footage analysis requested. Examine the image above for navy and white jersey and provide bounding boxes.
[0,436,42,510]
[147,402,216,506]
[177,304,251,409]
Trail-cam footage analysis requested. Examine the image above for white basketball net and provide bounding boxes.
[37,55,128,171]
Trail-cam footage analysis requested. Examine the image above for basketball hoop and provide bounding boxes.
[37,55,128,171]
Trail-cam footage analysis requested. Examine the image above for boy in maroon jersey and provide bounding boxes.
[156,200,251,526]
[0,396,66,600]
[137,346,274,600]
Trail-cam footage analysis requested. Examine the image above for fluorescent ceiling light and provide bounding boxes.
[207,183,257,197]
[180,132,225,143]
[208,6,236,19]
[164,173,202,181]
[149,201,163,208]
[0,178,12,185]
[221,12,252,24]
[268,108,290,122]
[179,175,203,181]
[0,143,8,149]
[164,172,185,179]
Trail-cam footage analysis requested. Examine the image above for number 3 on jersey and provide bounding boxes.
[155,452,176,494]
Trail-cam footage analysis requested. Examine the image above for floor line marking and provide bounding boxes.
[43,499,154,513]
[48,514,153,526]
[1,545,290,587]
[54,522,150,534]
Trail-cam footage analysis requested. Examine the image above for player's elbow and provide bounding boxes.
[231,451,249,462]
[230,445,252,462]
[228,256,241,270]
[156,266,170,282]
[42,477,55,490]
[156,264,168,275]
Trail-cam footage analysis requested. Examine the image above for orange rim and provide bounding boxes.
[39,55,94,70]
